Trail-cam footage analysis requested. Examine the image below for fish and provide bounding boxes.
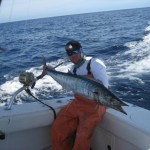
[46,66,128,115]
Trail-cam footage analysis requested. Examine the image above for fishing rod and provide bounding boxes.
[5,58,69,111]
[24,58,69,120]
[31,58,69,88]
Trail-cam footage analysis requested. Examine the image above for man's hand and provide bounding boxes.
[41,65,54,77]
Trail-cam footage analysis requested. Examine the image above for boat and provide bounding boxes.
[0,59,150,150]
[0,90,150,150]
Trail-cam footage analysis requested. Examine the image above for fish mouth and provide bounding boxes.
[117,106,127,115]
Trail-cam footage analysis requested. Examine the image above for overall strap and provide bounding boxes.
[86,59,92,75]
[73,58,92,75]
[73,67,77,75]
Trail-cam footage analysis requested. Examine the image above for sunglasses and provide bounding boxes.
[66,49,80,56]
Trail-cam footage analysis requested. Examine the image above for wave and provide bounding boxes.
[0,59,73,104]
[108,22,150,80]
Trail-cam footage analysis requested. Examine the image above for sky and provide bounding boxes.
[0,0,150,23]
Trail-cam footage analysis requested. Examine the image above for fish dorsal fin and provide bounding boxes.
[93,91,98,95]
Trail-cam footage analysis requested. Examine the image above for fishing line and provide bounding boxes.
[21,0,31,49]
[0,0,15,51]
[25,88,56,120]
[4,0,16,139]
[8,0,15,22]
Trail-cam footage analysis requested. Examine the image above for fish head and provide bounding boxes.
[95,89,125,107]
[94,91,112,105]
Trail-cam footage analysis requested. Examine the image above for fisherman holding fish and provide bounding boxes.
[45,40,109,150]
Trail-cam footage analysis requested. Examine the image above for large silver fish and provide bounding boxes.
[46,67,128,115]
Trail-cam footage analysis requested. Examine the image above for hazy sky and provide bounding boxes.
[0,0,150,23]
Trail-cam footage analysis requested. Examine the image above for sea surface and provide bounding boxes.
[0,7,150,110]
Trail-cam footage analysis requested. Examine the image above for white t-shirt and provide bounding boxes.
[69,56,109,88]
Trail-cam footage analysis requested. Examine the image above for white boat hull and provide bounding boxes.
[0,98,150,150]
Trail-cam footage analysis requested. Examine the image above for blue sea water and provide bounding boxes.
[0,7,150,110]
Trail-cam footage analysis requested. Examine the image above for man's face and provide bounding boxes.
[66,48,81,64]
[68,53,81,64]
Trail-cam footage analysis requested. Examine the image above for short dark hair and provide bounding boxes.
[65,40,82,51]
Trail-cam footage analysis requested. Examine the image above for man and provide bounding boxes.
[51,40,108,150]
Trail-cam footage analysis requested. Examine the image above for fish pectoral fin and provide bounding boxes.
[93,91,101,103]
[93,91,100,99]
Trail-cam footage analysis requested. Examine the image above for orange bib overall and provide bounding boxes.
[51,74,106,150]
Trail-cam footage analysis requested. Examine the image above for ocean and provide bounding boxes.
[0,7,150,110]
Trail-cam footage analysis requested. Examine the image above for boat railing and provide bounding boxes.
[5,86,27,110]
